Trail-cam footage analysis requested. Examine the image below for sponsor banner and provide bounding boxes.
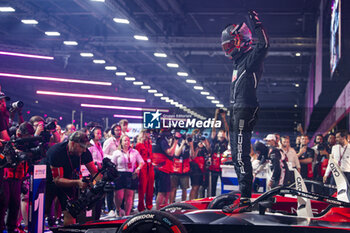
[28,165,46,233]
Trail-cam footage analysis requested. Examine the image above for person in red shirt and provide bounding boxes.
[0,122,34,233]
[135,129,154,212]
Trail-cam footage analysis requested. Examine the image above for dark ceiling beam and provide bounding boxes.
[154,0,170,11]
[132,11,316,16]
[189,14,204,33]
[72,0,205,116]
[87,36,316,49]
[165,0,184,16]
[133,0,164,31]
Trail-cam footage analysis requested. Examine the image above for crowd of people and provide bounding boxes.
[252,131,350,195]
[0,90,349,231]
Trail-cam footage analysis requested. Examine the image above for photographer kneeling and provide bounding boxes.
[47,131,99,226]
[0,122,34,233]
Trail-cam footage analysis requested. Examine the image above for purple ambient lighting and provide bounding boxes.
[0,72,111,86]
[37,91,145,103]
[0,51,54,60]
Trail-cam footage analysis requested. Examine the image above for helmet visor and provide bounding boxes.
[221,40,235,53]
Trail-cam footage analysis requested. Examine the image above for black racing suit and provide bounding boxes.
[229,19,269,198]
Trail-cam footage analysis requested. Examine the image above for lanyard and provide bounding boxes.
[123,149,131,169]
[66,145,81,177]
[339,145,348,166]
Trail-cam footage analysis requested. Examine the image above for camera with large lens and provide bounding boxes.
[218,108,225,114]
[66,158,119,218]
[9,101,24,112]
[38,121,57,145]
[186,134,192,142]
[1,136,45,168]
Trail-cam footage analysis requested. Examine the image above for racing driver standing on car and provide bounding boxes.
[221,10,269,211]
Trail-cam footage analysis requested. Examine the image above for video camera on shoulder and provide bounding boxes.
[1,136,45,167]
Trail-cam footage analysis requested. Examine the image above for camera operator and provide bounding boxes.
[47,131,100,226]
[29,116,59,148]
[8,101,24,131]
[190,133,210,200]
[152,129,178,209]
[0,91,11,231]
[170,133,194,203]
[209,110,229,196]
[0,122,34,233]
[46,117,60,146]
[0,91,10,142]
[264,134,284,189]
[61,124,76,142]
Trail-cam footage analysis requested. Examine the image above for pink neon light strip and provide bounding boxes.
[0,51,54,60]
[113,114,142,119]
[81,103,169,113]
[37,91,145,103]
[0,72,111,86]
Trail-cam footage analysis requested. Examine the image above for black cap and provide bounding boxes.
[69,131,91,148]
[0,92,10,101]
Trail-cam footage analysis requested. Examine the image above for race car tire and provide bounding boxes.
[207,193,239,209]
[160,203,198,213]
[117,210,187,233]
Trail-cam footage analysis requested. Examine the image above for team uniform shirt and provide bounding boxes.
[89,139,104,167]
[135,140,153,166]
[47,141,93,195]
[173,140,191,174]
[152,137,170,154]
[210,137,228,154]
[298,147,315,178]
[325,144,350,177]
[103,136,119,159]
[111,148,144,172]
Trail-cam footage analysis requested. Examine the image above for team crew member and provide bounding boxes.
[102,123,121,216]
[190,139,210,200]
[221,10,269,207]
[103,124,121,159]
[111,135,144,216]
[47,131,99,226]
[135,130,154,212]
[152,129,178,209]
[170,134,194,202]
[252,141,269,192]
[324,130,350,184]
[297,135,315,190]
[0,122,33,233]
[89,126,104,170]
[119,119,129,136]
[209,129,228,196]
[264,134,284,189]
[280,136,300,185]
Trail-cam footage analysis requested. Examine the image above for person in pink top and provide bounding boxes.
[111,135,145,216]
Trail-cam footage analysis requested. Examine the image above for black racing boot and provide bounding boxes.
[222,198,252,213]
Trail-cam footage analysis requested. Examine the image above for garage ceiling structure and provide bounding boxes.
[0,0,321,134]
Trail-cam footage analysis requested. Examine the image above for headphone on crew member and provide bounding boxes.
[89,126,102,140]
[110,123,120,136]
